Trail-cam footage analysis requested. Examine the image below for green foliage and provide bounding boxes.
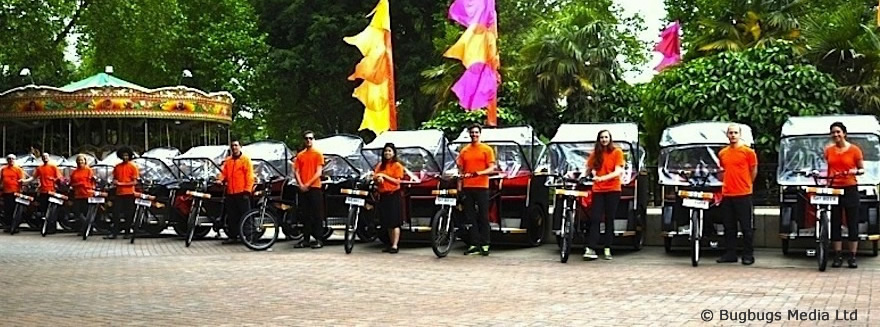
[641,41,842,160]
[420,105,525,138]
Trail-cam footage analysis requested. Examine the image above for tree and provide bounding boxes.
[691,0,805,56]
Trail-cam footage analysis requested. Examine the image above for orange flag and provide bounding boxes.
[344,0,397,134]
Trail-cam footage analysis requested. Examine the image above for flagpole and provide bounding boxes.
[487,99,497,126]
[386,28,398,130]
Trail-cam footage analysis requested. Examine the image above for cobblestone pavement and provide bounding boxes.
[0,231,877,326]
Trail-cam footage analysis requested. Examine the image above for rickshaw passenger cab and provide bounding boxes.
[312,135,373,241]
[777,115,880,256]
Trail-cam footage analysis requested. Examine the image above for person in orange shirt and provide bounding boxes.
[216,140,255,244]
[2,154,31,233]
[373,143,406,253]
[69,154,95,236]
[456,124,497,256]
[824,122,864,269]
[33,152,64,234]
[106,147,139,239]
[294,130,326,249]
[716,124,758,265]
[583,130,626,260]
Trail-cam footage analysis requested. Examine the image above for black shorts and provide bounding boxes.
[378,191,402,229]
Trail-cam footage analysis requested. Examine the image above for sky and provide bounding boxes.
[616,0,669,84]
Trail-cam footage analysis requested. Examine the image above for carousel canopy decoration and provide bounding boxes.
[0,73,234,124]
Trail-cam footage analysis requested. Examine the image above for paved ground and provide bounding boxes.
[0,230,877,326]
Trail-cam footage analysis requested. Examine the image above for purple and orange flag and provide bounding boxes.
[654,21,681,71]
[344,0,396,134]
[443,0,500,125]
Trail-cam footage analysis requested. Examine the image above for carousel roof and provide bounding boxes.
[59,73,150,92]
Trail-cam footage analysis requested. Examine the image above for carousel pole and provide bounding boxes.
[203,122,208,145]
[144,120,149,151]
[2,124,6,155]
[68,120,72,156]
[166,123,170,147]
[42,124,46,153]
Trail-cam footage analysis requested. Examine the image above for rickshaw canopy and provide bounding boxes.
[549,122,639,145]
[452,126,546,177]
[173,145,228,180]
[659,121,754,147]
[781,115,880,137]
[313,135,371,181]
[243,140,293,181]
[547,123,645,185]
[657,121,753,187]
[363,129,456,175]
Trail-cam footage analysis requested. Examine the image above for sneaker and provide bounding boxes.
[310,241,323,249]
[832,252,843,268]
[464,246,481,255]
[741,256,755,265]
[716,253,738,263]
[221,238,240,245]
[583,248,598,260]
[602,248,613,260]
[480,245,490,256]
[847,253,858,269]
[293,241,309,248]
[381,247,392,253]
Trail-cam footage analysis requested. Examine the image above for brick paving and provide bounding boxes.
[0,231,877,326]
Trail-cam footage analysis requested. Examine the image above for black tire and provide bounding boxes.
[344,207,358,254]
[818,212,829,272]
[355,218,378,243]
[690,210,700,267]
[319,226,333,241]
[26,211,42,231]
[431,208,454,258]
[130,209,142,244]
[185,208,197,247]
[41,207,53,237]
[633,230,645,251]
[83,206,96,240]
[527,205,546,247]
[664,237,672,253]
[560,210,573,263]
[377,227,391,246]
[239,209,279,251]
[58,209,81,232]
[10,206,23,234]
[781,239,790,255]
[872,240,878,257]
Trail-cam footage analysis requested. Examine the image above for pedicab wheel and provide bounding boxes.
[130,212,143,244]
[872,240,878,257]
[633,230,645,251]
[319,226,333,242]
[344,208,358,254]
[817,213,829,272]
[560,210,573,263]
[239,209,278,251]
[283,225,303,241]
[781,239,790,255]
[355,219,378,243]
[58,211,82,232]
[527,205,546,247]
[27,214,42,231]
[143,221,166,236]
[83,214,94,241]
[431,208,454,258]
[185,210,197,247]
[690,237,699,267]
[663,237,672,253]
[377,227,391,246]
[41,208,53,237]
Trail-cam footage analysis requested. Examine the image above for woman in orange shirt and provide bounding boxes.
[824,122,864,269]
[584,130,625,261]
[374,143,405,253]
[69,154,95,235]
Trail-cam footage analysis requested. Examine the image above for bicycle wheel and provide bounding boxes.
[41,207,54,237]
[818,211,829,272]
[344,207,358,254]
[185,207,198,247]
[130,208,143,244]
[9,206,23,234]
[690,210,700,267]
[431,208,455,258]
[83,206,97,240]
[239,209,279,251]
[560,209,573,263]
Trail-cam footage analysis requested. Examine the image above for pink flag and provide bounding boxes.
[451,63,499,110]
[654,21,681,71]
[448,0,496,28]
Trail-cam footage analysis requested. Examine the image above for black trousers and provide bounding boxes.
[2,193,14,227]
[462,188,490,246]
[378,191,402,229]
[72,199,88,223]
[112,195,135,235]
[722,195,754,256]
[589,191,621,250]
[831,186,860,242]
[224,193,251,239]
[298,188,324,241]
[37,193,50,216]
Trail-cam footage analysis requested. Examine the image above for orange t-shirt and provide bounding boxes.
[719,144,758,196]
[825,143,863,187]
[219,155,255,194]
[295,148,324,189]
[587,147,626,193]
[374,161,405,193]
[1,165,25,194]
[70,167,95,199]
[113,161,139,196]
[34,164,63,194]
[457,143,496,189]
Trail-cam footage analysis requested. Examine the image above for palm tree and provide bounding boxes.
[694,0,805,55]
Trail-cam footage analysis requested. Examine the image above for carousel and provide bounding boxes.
[0,68,234,159]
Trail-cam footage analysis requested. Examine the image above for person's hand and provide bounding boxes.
[298,184,308,192]
[376,176,385,184]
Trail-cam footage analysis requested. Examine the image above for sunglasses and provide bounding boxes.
[305,136,314,140]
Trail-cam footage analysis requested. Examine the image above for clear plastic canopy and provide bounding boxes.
[97,150,140,168]
[312,135,371,181]
[657,122,752,186]
[778,115,880,186]
[659,121,753,147]
[243,140,293,182]
[363,129,456,174]
[549,123,640,144]
[142,147,181,162]
[18,154,65,176]
[452,126,546,178]
[173,145,227,180]
[548,123,644,185]
[132,157,179,185]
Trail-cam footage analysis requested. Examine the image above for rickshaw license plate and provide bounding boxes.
[88,197,105,204]
[682,198,709,209]
[49,197,64,205]
[811,195,838,205]
[135,199,153,207]
[435,197,457,206]
[15,198,30,206]
[345,197,365,207]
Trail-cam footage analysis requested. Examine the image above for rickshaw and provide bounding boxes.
[449,126,550,246]
[658,121,754,266]
[90,150,143,235]
[314,135,374,242]
[547,123,648,252]
[777,115,880,257]
[55,153,98,232]
[238,140,302,251]
[20,153,67,231]
[172,145,228,243]
[362,129,456,245]
[130,147,181,236]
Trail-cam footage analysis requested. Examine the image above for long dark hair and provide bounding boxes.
[379,143,399,170]
[589,130,615,170]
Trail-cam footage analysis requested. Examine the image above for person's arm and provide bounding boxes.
[855,147,865,174]
[597,165,625,182]
[304,165,324,186]
[377,163,405,185]
[245,157,255,192]
[20,169,33,184]
[292,158,304,185]
[216,160,228,183]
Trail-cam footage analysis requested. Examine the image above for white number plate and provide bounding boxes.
[15,198,30,206]
[345,197,365,207]
[49,197,64,205]
[435,197,457,206]
[88,197,105,204]
[682,198,709,209]
[811,195,838,206]
[135,198,153,207]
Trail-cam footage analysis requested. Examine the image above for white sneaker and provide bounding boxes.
[583,248,598,260]
[603,248,613,260]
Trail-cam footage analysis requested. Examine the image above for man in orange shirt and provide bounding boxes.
[106,147,139,239]
[2,154,31,233]
[33,153,63,234]
[717,124,758,265]
[217,140,255,244]
[457,124,497,256]
[294,130,326,249]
